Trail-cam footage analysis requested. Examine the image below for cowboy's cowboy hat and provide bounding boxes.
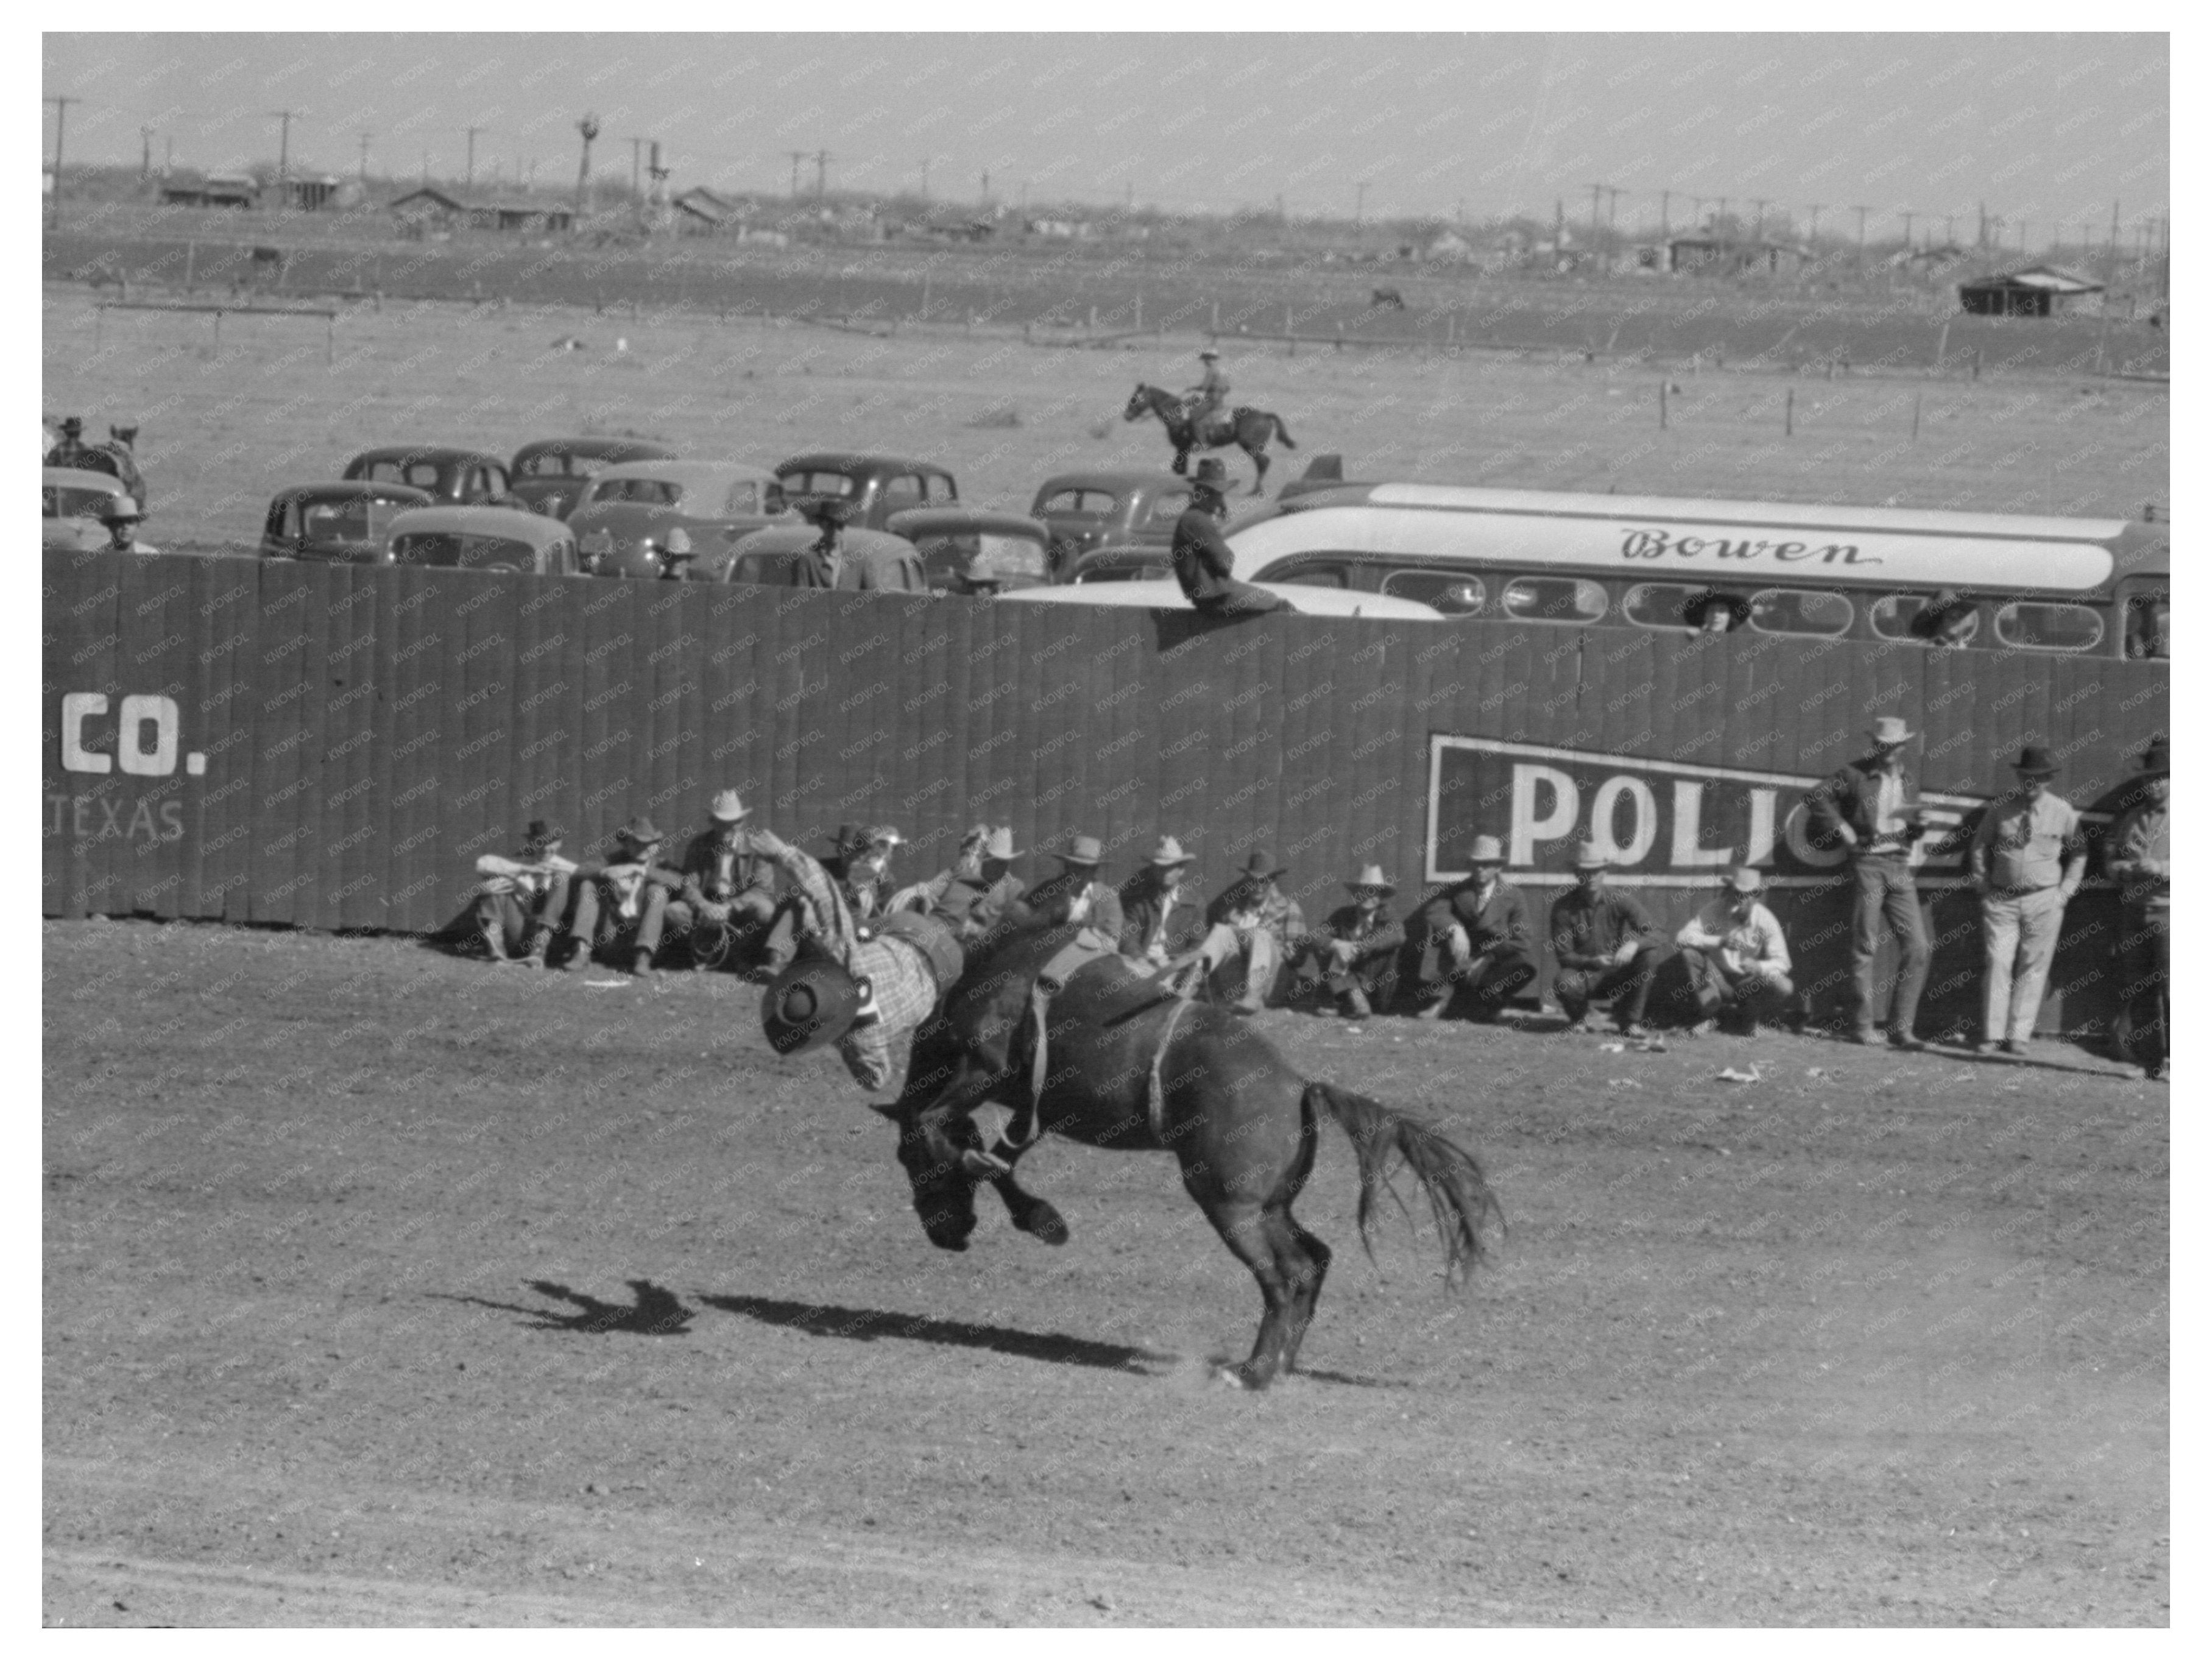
[761,955,864,1056]
[2133,739,2169,775]
[1198,348,1220,359]
[1056,835,1105,867]
[1232,850,1286,881]
[1467,834,1507,867]
[99,495,146,524]
[1868,716,1916,746]
[1724,865,1767,894]
[59,415,83,436]
[1346,864,1396,897]
[614,814,664,846]
[827,823,869,855]
[522,819,565,854]
[1572,841,1610,871]
[1148,835,1193,867]
[1190,457,1231,489]
[981,827,1020,861]
[864,824,904,848]
[709,789,750,824]
[2010,744,2060,776]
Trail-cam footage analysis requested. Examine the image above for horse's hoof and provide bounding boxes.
[1212,1363,1254,1391]
[1016,1201,1069,1247]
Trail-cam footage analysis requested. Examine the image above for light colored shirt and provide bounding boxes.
[1970,791,2085,895]
[1871,767,1909,846]
[1676,899,1792,977]
[2107,801,2169,918]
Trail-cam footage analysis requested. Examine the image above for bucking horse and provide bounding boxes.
[1122,384,1296,494]
[871,919,1502,1389]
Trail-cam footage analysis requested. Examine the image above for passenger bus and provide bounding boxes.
[1198,483,2168,660]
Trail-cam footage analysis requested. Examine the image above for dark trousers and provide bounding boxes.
[1679,948,1795,1028]
[573,880,671,960]
[1416,939,1538,1011]
[1851,855,1930,1036]
[664,896,794,975]
[2116,909,2169,1072]
[475,874,578,956]
[1553,944,1659,1025]
[1289,944,1400,1011]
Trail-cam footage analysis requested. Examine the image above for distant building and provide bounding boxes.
[1667,236,1807,275]
[280,175,347,212]
[1425,229,1474,262]
[388,186,467,228]
[387,188,573,235]
[1956,264,2104,317]
[162,172,261,210]
[671,185,738,232]
[1026,217,1092,239]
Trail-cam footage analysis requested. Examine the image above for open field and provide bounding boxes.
[44,919,2166,1625]
[44,286,2168,553]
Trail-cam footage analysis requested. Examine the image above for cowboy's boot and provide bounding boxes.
[526,928,553,968]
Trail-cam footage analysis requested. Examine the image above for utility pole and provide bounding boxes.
[919,155,930,199]
[45,94,76,230]
[359,130,372,185]
[1589,182,1603,238]
[783,151,805,199]
[1977,201,1987,248]
[1944,213,1956,247]
[626,136,645,199]
[574,113,599,214]
[2109,199,2121,256]
[1659,188,1670,239]
[269,108,300,180]
[814,149,832,199]
[1901,210,1916,250]
[1807,203,1823,243]
[1355,180,1369,226]
[464,125,490,190]
[140,125,153,179]
[2021,218,2029,254]
[1853,205,1869,255]
[1605,185,1622,242]
[980,169,989,207]
[1749,197,1768,241]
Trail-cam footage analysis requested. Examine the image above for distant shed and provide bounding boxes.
[1956,264,2104,317]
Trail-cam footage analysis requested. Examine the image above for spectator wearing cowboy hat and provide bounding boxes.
[97,495,158,555]
[1675,866,1796,1036]
[1195,849,1308,1014]
[649,525,696,581]
[1118,836,1206,967]
[1548,842,1662,1036]
[471,818,582,967]
[824,824,903,921]
[45,414,97,472]
[1169,460,1287,616]
[790,496,856,588]
[665,789,787,977]
[914,825,1028,945]
[2104,738,2169,1080]
[1415,835,1538,1022]
[1288,864,1407,1021]
[1022,834,1125,942]
[568,816,687,974]
[1805,714,1935,1048]
[1968,743,2088,1056]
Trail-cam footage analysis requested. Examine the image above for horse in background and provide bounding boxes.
[1122,384,1296,494]
[875,919,1502,1389]
[45,422,148,510]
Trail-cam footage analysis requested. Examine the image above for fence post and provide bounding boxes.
[1911,392,1921,443]
[1659,379,1668,428]
[1134,294,1142,332]
[1785,387,1794,437]
[183,241,196,292]
[1934,317,1950,373]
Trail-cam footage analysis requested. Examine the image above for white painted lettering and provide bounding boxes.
[1669,782,1733,868]
[62,693,111,774]
[1589,775,1656,866]
[117,694,179,777]
[1508,764,1578,866]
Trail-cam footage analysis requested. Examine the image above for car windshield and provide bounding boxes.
[777,470,859,499]
[302,500,407,544]
[45,485,118,517]
[389,533,539,571]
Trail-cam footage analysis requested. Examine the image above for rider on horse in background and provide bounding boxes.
[1182,350,1229,441]
[45,416,101,473]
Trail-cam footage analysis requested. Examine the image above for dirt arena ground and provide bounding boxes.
[43,919,2167,1626]
[43,288,2167,554]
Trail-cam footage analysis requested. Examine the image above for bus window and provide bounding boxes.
[1624,583,1708,629]
[1381,571,1486,615]
[1263,559,1349,588]
[1750,588,1853,637]
[1503,576,1606,623]
[2125,592,2169,659]
[1996,602,2104,652]
[1872,594,1978,647]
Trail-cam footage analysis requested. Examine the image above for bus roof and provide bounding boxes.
[1232,484,2165,593]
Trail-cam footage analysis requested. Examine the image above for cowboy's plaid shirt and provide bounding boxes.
[748,827,940,1093]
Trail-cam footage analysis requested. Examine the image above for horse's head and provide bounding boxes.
[1122,384,1157,422]
[888,1107,981,1251]
[109,424,138,450]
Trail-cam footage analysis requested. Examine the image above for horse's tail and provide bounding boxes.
[1306,1081,1501,1287]
[1269,411,1297,450]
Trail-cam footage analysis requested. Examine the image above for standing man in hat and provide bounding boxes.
[1195,850,1308,1014]
[1806,715,1935,1048]
[747,825,967,1096]
[791,498,856,588]
[97,496,158,555]
[1415,835,1538,1021]
[1022,834,1125,941]
[1968,744,2088,1056]
[914,827,1027,945]
[1288,864,1407,1020]
[1118,836,1206,967]
[1170,459,1286,616]
[472,818,582,967]
[1547,843,1661,1037]
[1675,867,1796,1036]
[1183,348,1230,440]
[665,789,786,976]
[568,816,687,974]
[2105,739,2169,1081]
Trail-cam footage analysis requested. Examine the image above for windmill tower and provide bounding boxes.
[574,113,600,215]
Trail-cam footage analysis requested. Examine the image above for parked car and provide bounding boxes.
[568,459,793,580]
[341,446,513,506]
[773,453,958,530]
[1065,545,1174,584]
[719,524,929,592]
[884,507,1055,593]
[378,505,581,574]
[258,481,436,563]
[43,467,133,549]
[993,579,1445,620]
[1273,453,1369,504]
[1028,470,1194,577]
[507,437,679,520]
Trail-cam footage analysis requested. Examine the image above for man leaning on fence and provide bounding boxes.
[1968,744,2087,1057]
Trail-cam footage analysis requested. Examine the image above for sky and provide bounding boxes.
[42,31,2169,239]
